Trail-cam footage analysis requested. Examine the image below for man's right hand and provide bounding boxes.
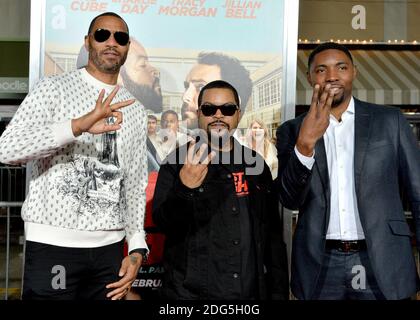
[296,84,334,156]
[71,86,135,137]
[179,140,216,189]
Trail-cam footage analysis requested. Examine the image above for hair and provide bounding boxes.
[87,12,129,35]
[197,80,240,108]
[161,110,179,122]
[197,52,252,111]
[245,119,271,159]
[307,42,353,70]
[147,114,157,121]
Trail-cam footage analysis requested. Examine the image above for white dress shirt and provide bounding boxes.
[295,97,365,240]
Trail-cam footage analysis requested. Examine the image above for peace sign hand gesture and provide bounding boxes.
[72,86,135,137]
[179,140,216,189]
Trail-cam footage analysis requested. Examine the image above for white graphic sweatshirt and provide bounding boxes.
[0,68,148,252]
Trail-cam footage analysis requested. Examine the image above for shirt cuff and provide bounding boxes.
[126,230,149,254]
[51,120,76,146]
[294,146,315,170]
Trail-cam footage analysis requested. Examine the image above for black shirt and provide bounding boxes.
[208,149,257,299]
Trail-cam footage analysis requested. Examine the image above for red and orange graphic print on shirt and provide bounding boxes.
[232,172,249,197]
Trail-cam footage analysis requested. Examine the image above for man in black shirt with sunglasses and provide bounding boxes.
[0,12,149,300]
[152,80,289,300]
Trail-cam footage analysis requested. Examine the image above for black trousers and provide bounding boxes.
[22,239,124,300]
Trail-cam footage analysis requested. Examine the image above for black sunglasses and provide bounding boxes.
[92,28,130,46]
[199,103,239,117]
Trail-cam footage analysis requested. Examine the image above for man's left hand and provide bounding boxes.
[106,253,143,300]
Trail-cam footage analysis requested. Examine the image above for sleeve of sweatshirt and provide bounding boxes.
[0,77,76,165]
[124,106,149,254]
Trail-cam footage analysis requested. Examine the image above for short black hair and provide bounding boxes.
[308,42,353,70]
[147,115,157,121]
[161,110,179,121]
[197,52,252,111]
[198,80,240,108]
[87,12,129,35]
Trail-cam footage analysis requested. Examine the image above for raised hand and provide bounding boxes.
[179,140,216,189]
[71,86,135,137]
[296,84,334,156]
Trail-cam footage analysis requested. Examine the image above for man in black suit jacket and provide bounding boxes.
[277,42,420,300]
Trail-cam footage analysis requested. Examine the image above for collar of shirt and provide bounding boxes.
[80,68,117,92]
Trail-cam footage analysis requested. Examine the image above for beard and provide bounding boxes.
[181,102,190,119]
[121,68,163,113]
[206,121,231,149]
[181,102,199,129]
[332,93,345,108]
[89,46,127,74]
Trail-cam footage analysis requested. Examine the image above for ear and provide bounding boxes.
[84,35,89,51]
[352,64,357,80]
[306,70,313,87]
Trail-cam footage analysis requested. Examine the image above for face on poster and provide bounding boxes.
[43,0,285,135]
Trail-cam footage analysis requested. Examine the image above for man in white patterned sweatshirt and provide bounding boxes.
[0,12,148,300]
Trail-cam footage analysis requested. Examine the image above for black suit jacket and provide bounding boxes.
[276,98,420,300]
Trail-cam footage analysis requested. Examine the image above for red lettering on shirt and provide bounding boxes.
[232,172,249,196]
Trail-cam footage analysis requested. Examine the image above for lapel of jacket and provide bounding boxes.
[314,137,329,195]
[314,136,330,230]
[354,98,372,196]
